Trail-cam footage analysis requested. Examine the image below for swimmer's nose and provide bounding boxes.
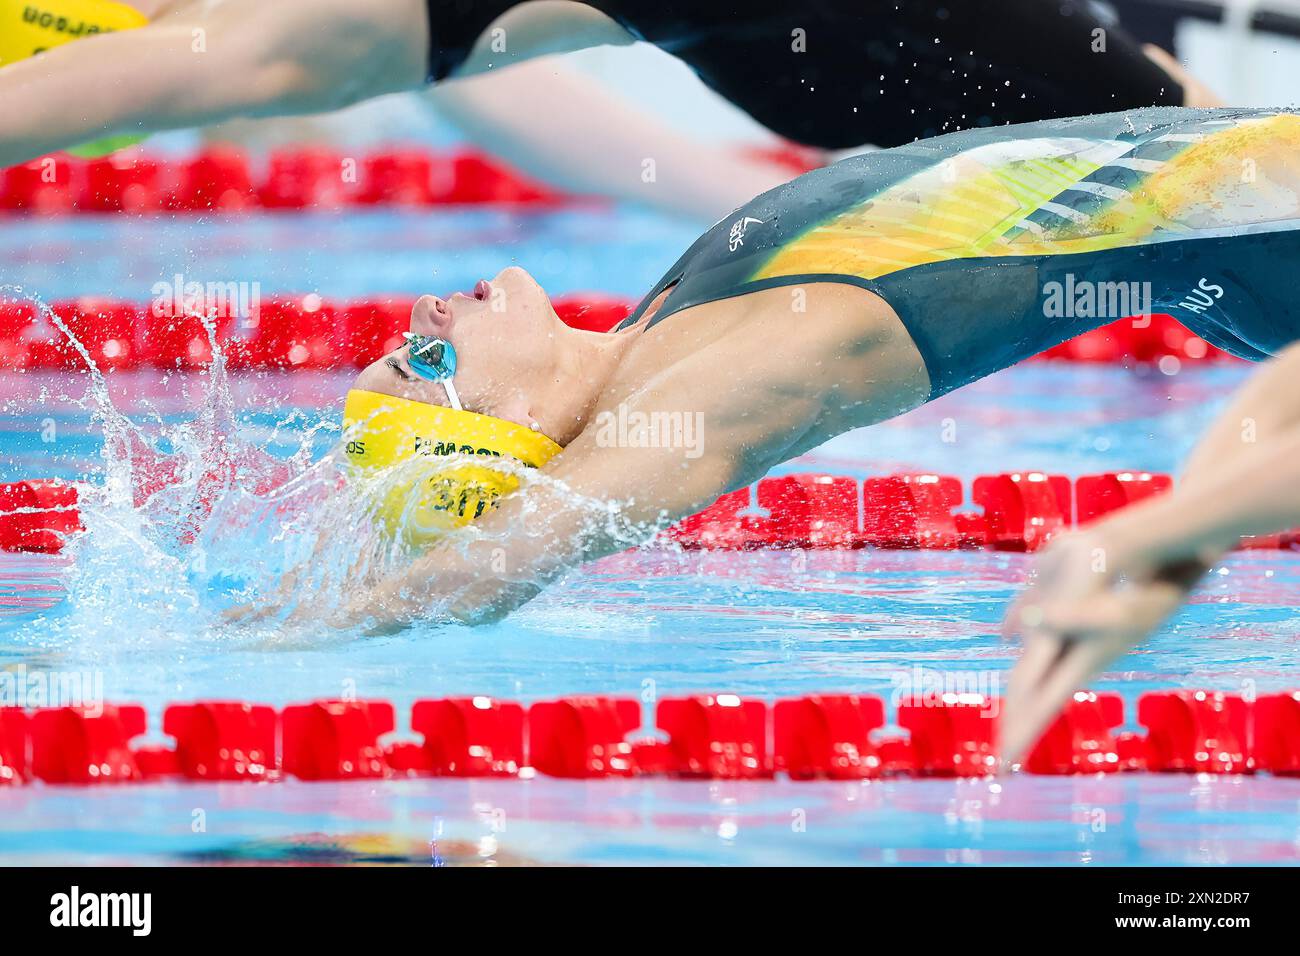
[410,294,450,334]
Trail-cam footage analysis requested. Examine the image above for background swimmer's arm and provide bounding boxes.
[1079,341,1300,570]
[1000,342,1300,763]
[1179,342,1300,500]
[427,58,815,222]
[0,0,431,168]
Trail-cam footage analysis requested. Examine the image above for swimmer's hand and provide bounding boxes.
[221,581,297,627]
[222,602,266,625]
[221,567,313,628]
[220,542,547,633]
[329,547,545,632]
[999,528,1209,768]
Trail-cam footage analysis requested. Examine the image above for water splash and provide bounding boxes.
[2,289,639,649]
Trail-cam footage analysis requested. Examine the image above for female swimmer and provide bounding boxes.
[1,0,1218,175]
[255,106,1300,631]
[999,341,1300,764]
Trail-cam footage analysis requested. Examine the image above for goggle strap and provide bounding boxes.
[443,378,463,412]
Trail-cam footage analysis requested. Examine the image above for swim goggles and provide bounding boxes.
[402,332,461,411]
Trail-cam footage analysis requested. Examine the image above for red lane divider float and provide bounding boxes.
[5,143,827,215]
[0,147,574,214]
[0,708,28,786]
[528,696,641,779]
[0,295,1230,371]
[7,470,1300,555]
[1023,691,1132,775]
[409,697,526,777]
[1255,692,1300,776]
[773,694,885,780]
[1,689,1296,786]
[1033,313,1240,366]
[657,694,771,779]
[0,293,627,372]
[1076,471,1174,526]
[28,704,147,785]
[898,695,1000,777]
[154,701,277,781]
[862,473,974,549]
[971,472,1072,552]
[0,480,81,553]
[1138,690,1252,774]
[282,700,395,781]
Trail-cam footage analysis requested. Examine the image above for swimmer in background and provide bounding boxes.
[999,343,1300,765]
[228,106,1300,630]
[1,0,1220,221]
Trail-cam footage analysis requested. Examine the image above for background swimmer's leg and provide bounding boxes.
[1142,43,1222,107]
[425,59,810,223]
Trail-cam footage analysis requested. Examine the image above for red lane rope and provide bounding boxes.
[0,690,1295,786]
[671,470,1295,552]
[0,294,630,371]
[1,141,829,215]
[0,147,577,214]
[0,292,1240,373]
[4,470,1298,555]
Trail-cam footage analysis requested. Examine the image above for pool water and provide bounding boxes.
[2,211,1299,866]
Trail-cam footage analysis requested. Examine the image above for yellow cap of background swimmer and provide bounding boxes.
[1,0,149,157]
[342,389,562,544]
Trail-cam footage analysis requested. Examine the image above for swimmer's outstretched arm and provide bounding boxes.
[1000,342,1300,765]
[0,0,627,168]
[0,0,427,168]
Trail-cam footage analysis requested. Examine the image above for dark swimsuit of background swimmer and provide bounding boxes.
[424,0,1182,149]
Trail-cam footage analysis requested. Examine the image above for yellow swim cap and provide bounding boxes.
[342,389,562,545]
[1,0,149,158]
